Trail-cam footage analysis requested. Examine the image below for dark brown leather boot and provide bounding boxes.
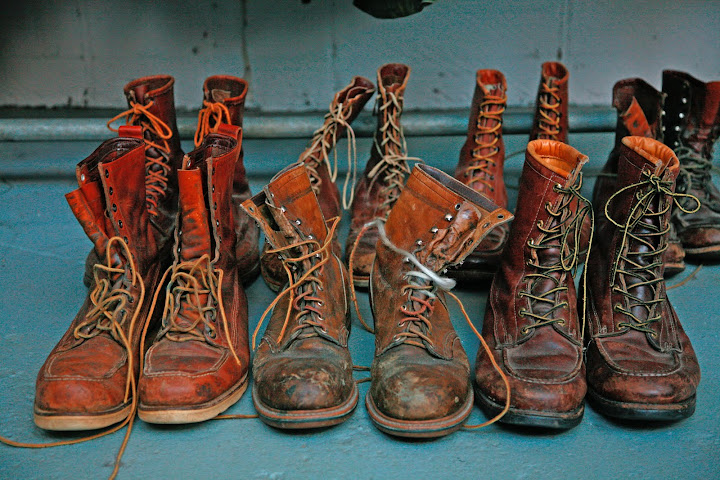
[261,77,375,291]
[366,164,512,438]
[346,63,411,287]
[450,69,509,280]
[138,125,250,424]
[242,164,356,429]
[530,62,569,143]
[193,75,260,284]
[593,78,685,275]
[474,140,592,429]
[583,136,701,421]
[663,70,720,260]
[84,75,185,287]
[35,129,164,430]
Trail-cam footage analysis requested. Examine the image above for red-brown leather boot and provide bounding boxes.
[34,129,164,430]
[242,164,356,429]
[663,70,720,260]
[138,125,250,424]
[530,62,569,143]
[83,75,185,287]
[193,75,260,284]
[261,77,375,291]
[366,164,512,438]
[346,63,411,287]
[451,69,509,280]
[474,140,592,429]
[583,136,701,421]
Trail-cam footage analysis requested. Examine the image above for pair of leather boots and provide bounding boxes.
[474,136,701,429]
[245,161,512,435]
[34,75,258,430]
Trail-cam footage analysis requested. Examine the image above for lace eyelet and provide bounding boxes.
[295,219,302,225]
[497,214,504,219]
[112,204,117,212]
[416,240,423,246]
[483,222,490,228]
[454,203,461,210]
[109,187,113,195]
[445,214,453,221]
[430,227,438,234]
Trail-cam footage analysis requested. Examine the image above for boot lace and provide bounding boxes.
[107,101,173,217]
[194,100,231,147]
[299,102,359,209]
[147,253,240,364]
[605,171,700,335]
[252,217,340,349]
[674,144,720,210]
[465,91,506,191]
[536,80,562,139]
[519,175,593,336]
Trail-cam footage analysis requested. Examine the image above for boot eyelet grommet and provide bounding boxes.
[674,126,681,132]
[403,257,410,263]
[80,174,86,182]
[308,234,314,240]
[444,214,453,221]
[295,219,302,225]
[123,236,128,243]
[679,113,685,119]
[207,329,216,339]
[109,187,113,195]
[430,227,438,234]
[416,240,423,246]
[212,185,215,192]
[498,214,504,219]
[280,207,286,213]
[214,202,217,210]
[483,222,490,228]
[112,204,117,212]
[270,193,275,197]
[118,220,123,228]
[454,203,461,210]
[216,220,220,227]
[315,253,321,258]
[128,297,134,304]
[681,97,687,104]
[105,170,109,178]
[662,126,666,131]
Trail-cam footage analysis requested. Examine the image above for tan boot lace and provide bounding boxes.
[519,175,593,337]
[299,102,359,209]
[194,100,232,147]
[465,91,506,192]
[605,171,700,335]
[252,217,340,349]
[107,101,173,217]
[0,237,146,480]
[536,80,562,139]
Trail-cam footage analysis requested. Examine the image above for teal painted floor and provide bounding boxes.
[1,134,719,479]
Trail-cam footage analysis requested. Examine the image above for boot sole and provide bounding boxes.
[365,389,473,438]
[587,386,696,421]
[683,243,720,260]
[474,385,584,429]
[252,382,358,429]
[351,275,370,289]
[664,261,685,277]
[34,403,132,431]
[137,373,249,424]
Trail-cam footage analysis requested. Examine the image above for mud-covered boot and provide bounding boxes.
[242,164,356,429]
[366,164,512,438]
[583,136,701,421]
[138,125,250,424]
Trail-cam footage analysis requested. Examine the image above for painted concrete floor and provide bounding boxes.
[1,134,719,479]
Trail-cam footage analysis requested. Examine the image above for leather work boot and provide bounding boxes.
[261,76,375,291]
[663,70,720,260]
[530,62,569,143]
[451,69,509,280]
[83,75,185,287]
[593,78,685,276]
[194,75,260,284]
[366,164,512,438]
[241,164,356,429]
[35,128,164,430]
[474,140,592,429]
[583,136,701,421]
[346,63,412,287]
[138,125,250,424]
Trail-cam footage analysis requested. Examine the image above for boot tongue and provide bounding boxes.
[177,169,212,262]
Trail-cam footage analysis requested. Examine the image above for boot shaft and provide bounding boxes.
[195,75,249,148]
[530,62,569,143]
[367,63,411,170]
[612,78,665,146]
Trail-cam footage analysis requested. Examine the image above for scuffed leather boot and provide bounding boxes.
[193,75,260,284]
[261,77,375,291]
[451,69,509,280]
[346,63,412,287]
[663,70,720,260]
[530,62,569,143]
[366,164,512,438]
[138,125,250,424]
[83,75,185,287]
[242,164,356,429]
[583,136,701,421]
[35,129,164,430]
[593,78,685,275]
[474,140,592,429]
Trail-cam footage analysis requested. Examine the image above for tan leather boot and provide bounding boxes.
[242,164,356,429]
[261,77,374,291]
[138,125,250,424]
[474,140,592,429]
[346,63,412,287]
[583,136,701,421]
[451,69,509,280]
[366,164,511,438]
[35,128,164,430]
[530,62,569,143]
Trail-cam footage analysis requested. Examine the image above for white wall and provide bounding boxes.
[2,0,719,111]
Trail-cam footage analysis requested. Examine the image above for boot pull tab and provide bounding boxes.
[118,125,143,139]
[217,123,242,144]
[621,97,653,138]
